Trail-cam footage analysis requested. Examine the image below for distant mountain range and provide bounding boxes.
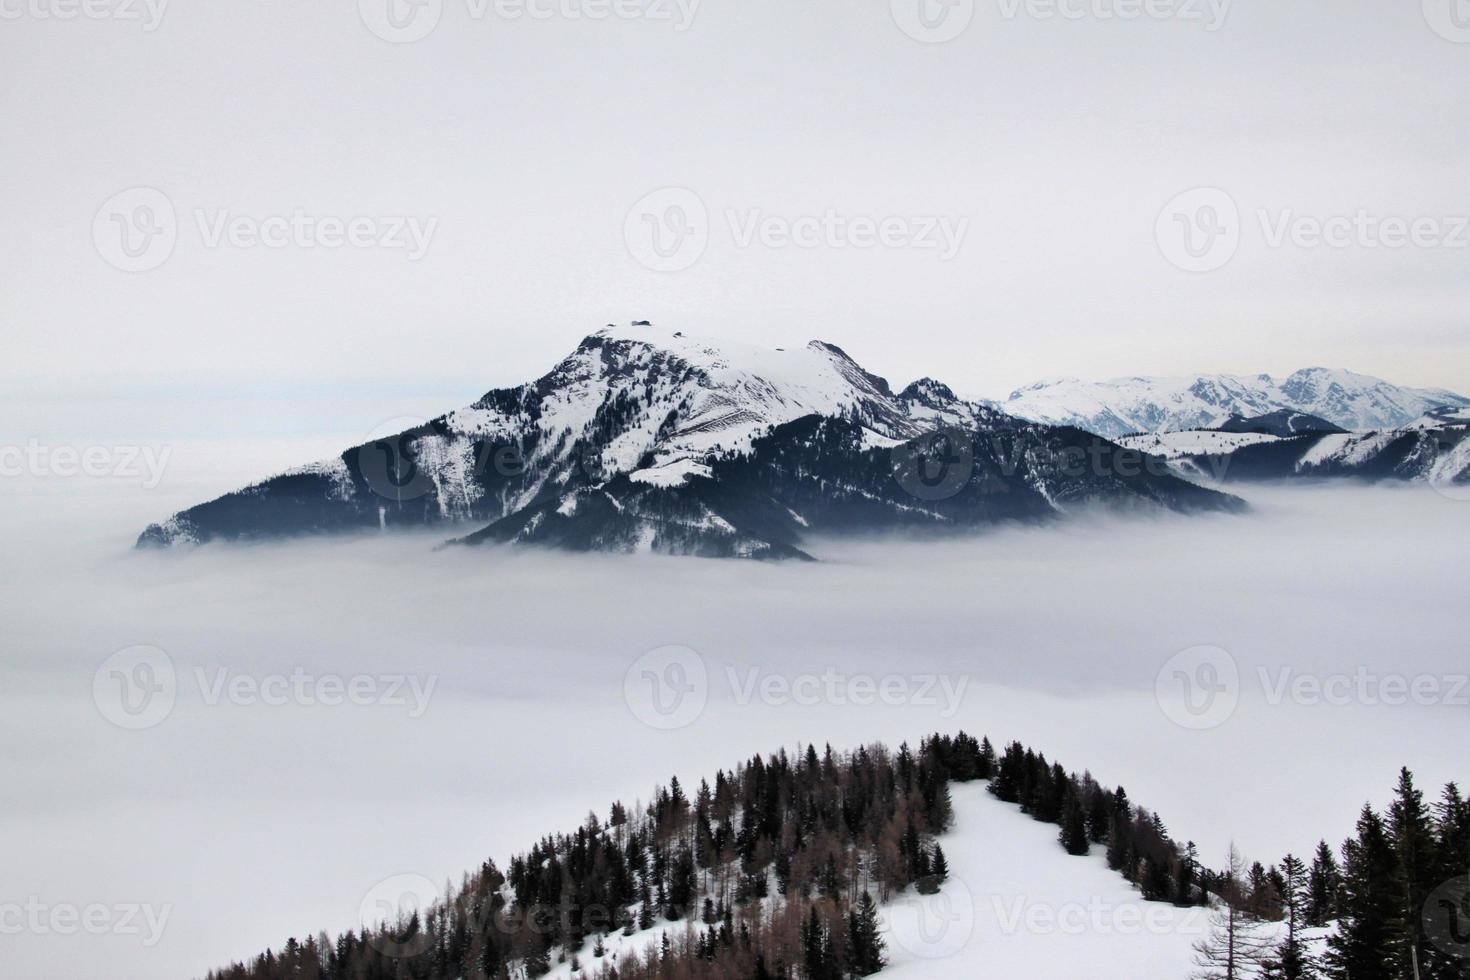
[138,324,1238,559]
[992,369,1470,438]
[1119,406,1470,489]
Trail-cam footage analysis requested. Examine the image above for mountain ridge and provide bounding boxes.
[1116,406,1470,490]
[992,367,1469,438]
[138,323,1240,558]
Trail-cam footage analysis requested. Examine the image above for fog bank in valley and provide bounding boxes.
[1,473,1465,980]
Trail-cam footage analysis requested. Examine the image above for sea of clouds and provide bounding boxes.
[1,442,1465,979]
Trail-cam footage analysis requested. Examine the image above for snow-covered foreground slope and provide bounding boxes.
[883,783,1205,980]
[995,368,1469,438]
[544,782,1208,980]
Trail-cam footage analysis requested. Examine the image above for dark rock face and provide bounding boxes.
[455,416,1242,559]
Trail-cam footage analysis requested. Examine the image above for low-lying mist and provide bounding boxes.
[2,473,1465,980]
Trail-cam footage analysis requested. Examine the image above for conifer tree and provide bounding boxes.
[931,844,949,882]
[1386,767,1440,980]
[636,883,654,931]
[1260,853,1316,980]
[846,891,886,976]
[1433,782,1469,880]
[978,736,997,778]
[1325,805,1397,980]
[1307,841,1344,928]
[1174,842,1200,907]
[1060,791,1090,856]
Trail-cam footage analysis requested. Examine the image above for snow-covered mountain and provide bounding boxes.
[138,323,1239,558]
[994,368,1470,438]
[1118,407,1470,490]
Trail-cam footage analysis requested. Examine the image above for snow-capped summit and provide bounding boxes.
[138,322,1237,558]
[443,323,999,490]
[993,368,1469,438]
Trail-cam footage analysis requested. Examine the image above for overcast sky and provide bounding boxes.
[4,0,1469,431]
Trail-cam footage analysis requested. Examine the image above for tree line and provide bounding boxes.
[1193,767,1469,980]
[202,732,1201,980]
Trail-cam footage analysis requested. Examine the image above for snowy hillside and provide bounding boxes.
[994,368,1469,438]
[1118,430,1282,462]
[546,783,1209,980]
